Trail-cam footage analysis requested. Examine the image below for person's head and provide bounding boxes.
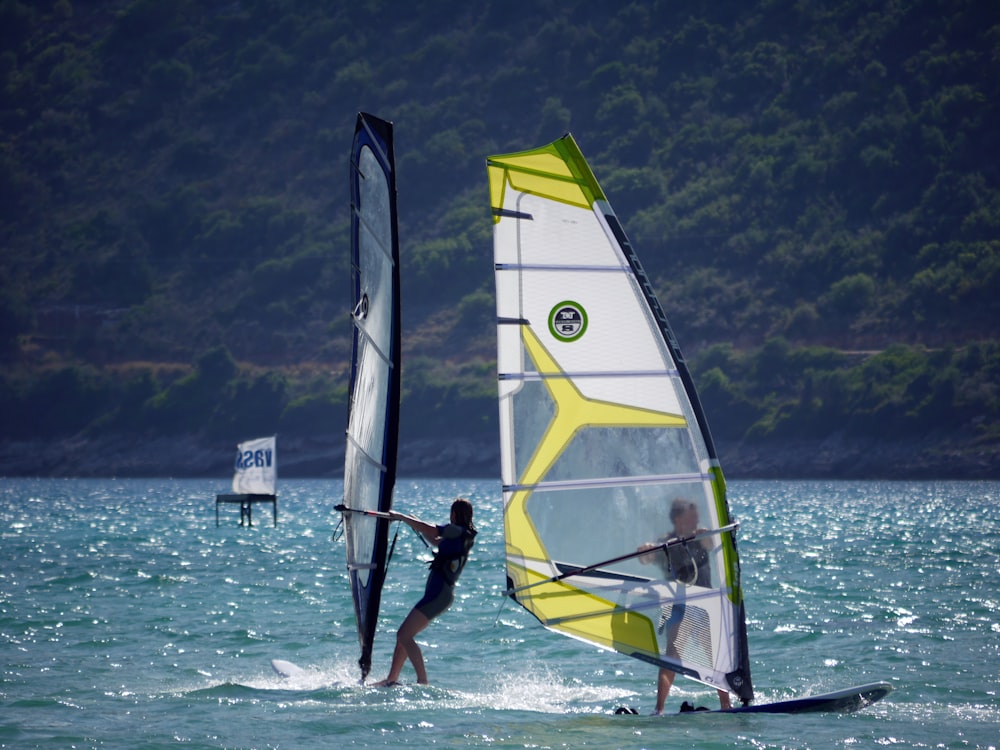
[451,497,475,530]
[669,498,699,532]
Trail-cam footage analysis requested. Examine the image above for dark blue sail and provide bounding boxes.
[342,112,401,682]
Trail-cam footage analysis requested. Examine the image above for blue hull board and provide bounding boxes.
[720,682,892,714]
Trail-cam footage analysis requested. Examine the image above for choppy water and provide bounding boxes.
[1,478,997,749]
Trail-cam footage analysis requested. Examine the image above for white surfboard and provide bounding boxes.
[271,658,306,678]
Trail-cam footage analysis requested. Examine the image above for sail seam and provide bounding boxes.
[495,262,625,273]
[352,317,394,369]
[353,208,396,267]
[499,369,679,380]
[542,590,723,628]
[493,207,533,220]
[503,472,709,493]
[345,432,388,473]
[487,161,584,187]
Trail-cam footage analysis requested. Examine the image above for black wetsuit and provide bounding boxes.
[414,524,476,620]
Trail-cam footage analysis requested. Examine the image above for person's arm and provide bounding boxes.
[695,527,713,550]
[637,541,658,564]
[638,536,673,564]
[389,510,441,545]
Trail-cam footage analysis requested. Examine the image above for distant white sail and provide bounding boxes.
[232,436,277,495]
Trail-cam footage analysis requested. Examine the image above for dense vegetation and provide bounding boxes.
[1,0,997,476]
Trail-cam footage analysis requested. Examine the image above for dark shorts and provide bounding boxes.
[414,572,455,620]
[659,602,686,633]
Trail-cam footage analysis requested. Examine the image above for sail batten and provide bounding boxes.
[350,316,394,368]
[496,263,627,272]
[499,369,681,380]
[503,472,714,494]
[489,134,754,706]
[351,207,397,263]
[342,112,402,683]
[344,432,389,473]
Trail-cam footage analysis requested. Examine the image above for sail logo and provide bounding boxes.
[235,449,273,470]
[548,301,588,342]
[354,293,369,320]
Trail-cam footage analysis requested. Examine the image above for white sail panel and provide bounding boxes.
[489,135,753,705]
[232,435,276,495]
[344,325,392,590]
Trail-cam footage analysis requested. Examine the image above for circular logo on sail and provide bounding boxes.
[353,293,369,321]
[548,301,588,342]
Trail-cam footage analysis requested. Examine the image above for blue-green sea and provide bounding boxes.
[2,478,997,749]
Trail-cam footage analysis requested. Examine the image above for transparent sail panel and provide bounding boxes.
[345,333,390,486]
[526,481,715,578]
[343,442,382,589]
[546,426,701,482]
[356,146,393,359]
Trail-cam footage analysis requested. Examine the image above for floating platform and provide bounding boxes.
[215,493,277,527]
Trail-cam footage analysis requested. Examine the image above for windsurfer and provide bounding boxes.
[638,497,732,713]
[373,498,477,687]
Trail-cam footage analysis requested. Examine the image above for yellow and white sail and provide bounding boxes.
[488,135,753,705]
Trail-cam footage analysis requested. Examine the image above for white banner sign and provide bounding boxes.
[232,436,277,495]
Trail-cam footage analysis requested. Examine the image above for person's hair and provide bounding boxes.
[670,498,697,522]
[451,497,475,531]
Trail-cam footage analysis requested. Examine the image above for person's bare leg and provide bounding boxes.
[717,689,732,710]
[376,640,407,686]
[655,667,675,714]
[375,608,430,685]
[396,609,430,683]
[655,626,682,714]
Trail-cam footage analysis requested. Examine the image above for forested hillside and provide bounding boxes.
[1,0,998,478]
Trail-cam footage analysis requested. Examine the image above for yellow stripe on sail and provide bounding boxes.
[488,135,605,221]
[507,561,660,656]
[505,327,687,657]
[708,463,744,607]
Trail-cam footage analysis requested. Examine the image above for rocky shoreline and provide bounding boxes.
[1,430,996,480]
